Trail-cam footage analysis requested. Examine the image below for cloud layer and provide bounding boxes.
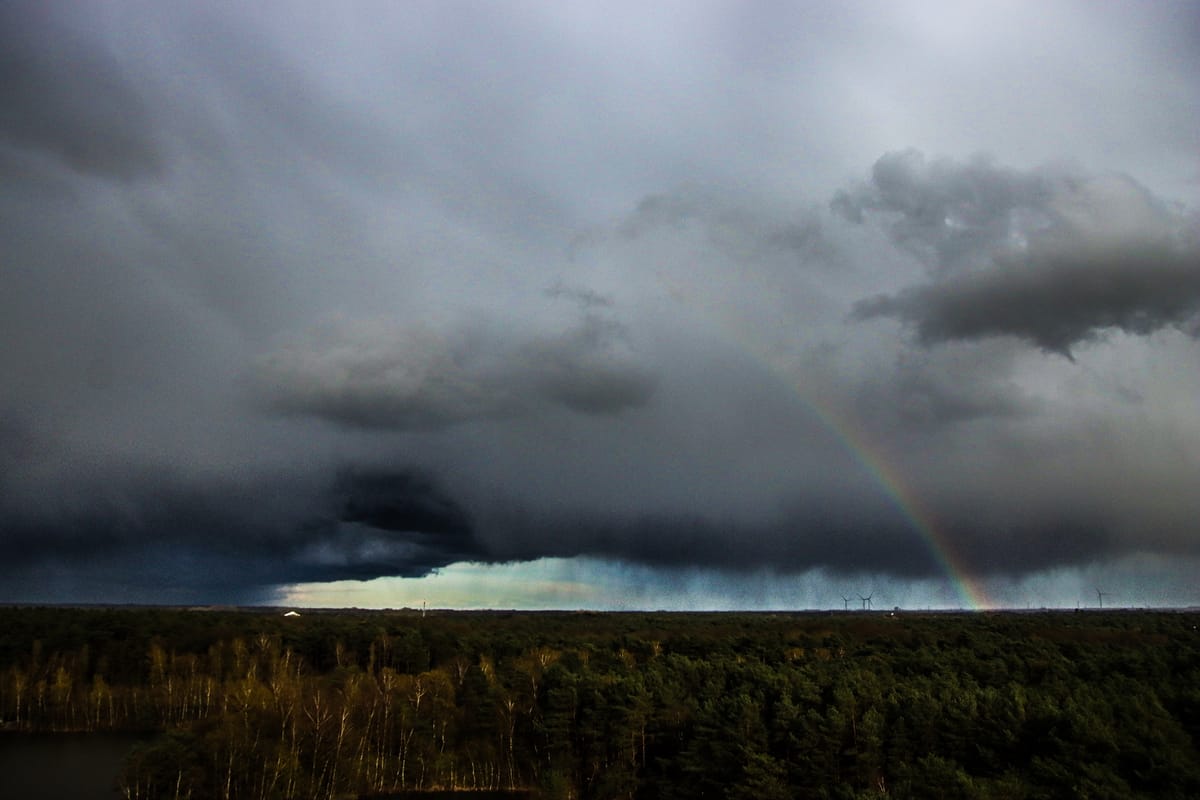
[842,154,1200,355]
[1,1,1197,606]
[251,313,655,431]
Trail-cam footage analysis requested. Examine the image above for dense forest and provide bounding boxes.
[0,606,1198,799]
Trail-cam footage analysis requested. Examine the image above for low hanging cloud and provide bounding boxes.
[251,312,656,431]
[842,152,1200,356]
[0,463,487,603]
[303,468,486,581]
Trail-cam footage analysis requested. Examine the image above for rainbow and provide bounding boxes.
[801,397,994,611]
[689,321,994,610]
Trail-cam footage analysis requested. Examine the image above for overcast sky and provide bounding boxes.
[2,0,1198,609]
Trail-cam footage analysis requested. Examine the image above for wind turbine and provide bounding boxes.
[859,594,873,611]
[840,595,850,611]
[1096,589,1108,609]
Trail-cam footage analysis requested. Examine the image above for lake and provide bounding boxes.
[0,732,145,800]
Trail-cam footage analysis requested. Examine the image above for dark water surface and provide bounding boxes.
[0,732,144,800]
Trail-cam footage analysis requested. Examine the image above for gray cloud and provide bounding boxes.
[844,154,1200,355]
[845,342,1036,431]
[620,189,835,267]
[519,315,656,415]
[0,3,1197,607]
[250,312,655,431]
[0,2,162,180]
[852,240,1200,356]
[251,321,514,431]
[833,150,1052,274]
[0,465,484,603]
[544,282,614,310]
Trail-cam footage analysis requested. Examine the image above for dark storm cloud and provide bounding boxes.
[292,468,486,582]
[337,469,472,539]
[250,313,655,431]
[842,152,1200,355]
[1,2,1197,607]
[852,240,1200,356]
[845,343,1035,430]
[458,487,1119,580]
[520,315,656,415]
[250,322,513,431]
[483,505,944,578]
[0,2,161,179]
[0,466,484,603]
